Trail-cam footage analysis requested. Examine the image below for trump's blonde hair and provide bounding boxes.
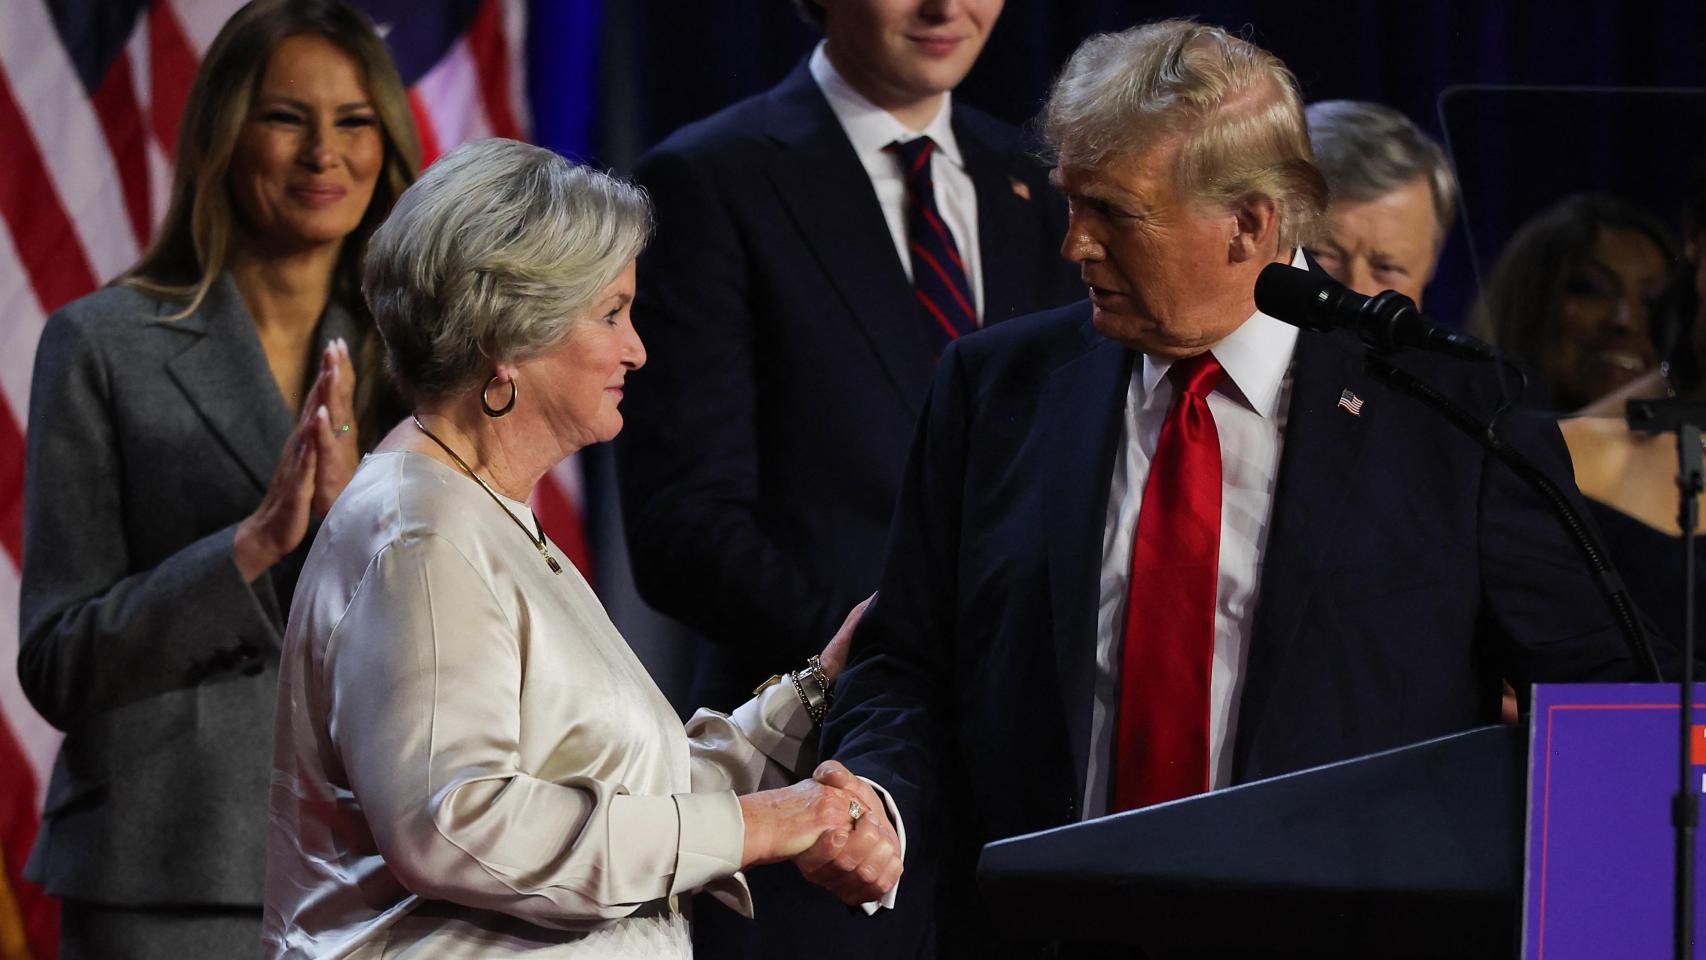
[1042,19,1326,251]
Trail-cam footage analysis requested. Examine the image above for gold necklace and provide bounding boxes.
[411,415,563,575]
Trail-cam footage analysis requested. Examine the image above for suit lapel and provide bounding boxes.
[1234,331,1374,769]
[1040,317,1134,799]
[957,118,1039,328]
[162,274,295,493]
[761,63,933,415]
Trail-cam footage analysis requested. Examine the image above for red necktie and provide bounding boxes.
[1112,351,1225,811]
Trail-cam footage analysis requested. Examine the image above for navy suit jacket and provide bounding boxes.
[617,61,1081,711]
[822,300,1641,957]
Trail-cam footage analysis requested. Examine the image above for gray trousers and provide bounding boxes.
[59,900,262,960]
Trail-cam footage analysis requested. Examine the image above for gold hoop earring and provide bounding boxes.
[481,376,517,418]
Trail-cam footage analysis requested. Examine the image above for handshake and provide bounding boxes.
[736,759,904,906]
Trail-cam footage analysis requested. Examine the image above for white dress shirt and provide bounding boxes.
[809,42,985,320]
[1083,252,1307,819]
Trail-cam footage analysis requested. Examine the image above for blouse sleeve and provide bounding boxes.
[324,532,745,931]
[684,682,817,795]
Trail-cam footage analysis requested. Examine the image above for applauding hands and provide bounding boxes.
[234,338,359,582]
[306,337,360,516]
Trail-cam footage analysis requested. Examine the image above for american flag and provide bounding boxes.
[1337,388,1364,416]
[0,3,591,955]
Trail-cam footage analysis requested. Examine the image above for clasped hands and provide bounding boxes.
[235,339,360,582]
[735,593,901,905]
[737,759,903,906]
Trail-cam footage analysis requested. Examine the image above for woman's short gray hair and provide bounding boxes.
[1040,19,1326,252]
[364,138,653,400]
[1306,100,1460,249]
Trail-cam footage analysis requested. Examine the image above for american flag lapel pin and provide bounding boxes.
[1337,388,1364,417]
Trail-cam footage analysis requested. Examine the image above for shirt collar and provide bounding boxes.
[1139,247,1307,419]
[809,42,964,171]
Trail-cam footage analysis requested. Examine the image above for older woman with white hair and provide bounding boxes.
[263,138,901,958]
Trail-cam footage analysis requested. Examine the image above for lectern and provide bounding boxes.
[977,725,1523,958]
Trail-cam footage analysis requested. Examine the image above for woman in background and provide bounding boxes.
[17,1,417,955]
[1562,170,1704,661]
[1472,193,1678,413]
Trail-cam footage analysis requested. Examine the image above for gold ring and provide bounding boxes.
[848,799,863,823]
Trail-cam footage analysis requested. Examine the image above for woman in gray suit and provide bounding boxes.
[17,1,419,955]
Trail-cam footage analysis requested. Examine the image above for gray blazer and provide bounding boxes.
[18,273,361,906]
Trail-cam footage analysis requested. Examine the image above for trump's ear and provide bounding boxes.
[1228,194,1279,264]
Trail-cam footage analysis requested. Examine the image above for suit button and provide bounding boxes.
[234,642,263,676]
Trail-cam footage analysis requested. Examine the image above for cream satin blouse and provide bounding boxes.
[263,452,814,958]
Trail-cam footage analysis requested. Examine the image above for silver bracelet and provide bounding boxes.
[788,669,828,726]
[805,655,833,707]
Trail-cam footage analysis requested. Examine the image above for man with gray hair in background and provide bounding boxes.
[1305,99,1460,309]
[821,20,1637,957]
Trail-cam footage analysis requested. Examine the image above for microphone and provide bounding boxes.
[1254,263,1493,360]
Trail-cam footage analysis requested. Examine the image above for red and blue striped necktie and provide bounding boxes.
[888,136,977,351]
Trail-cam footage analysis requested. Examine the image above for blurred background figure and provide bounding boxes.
[1561,162,1705,664]
[1467,193,1680,720]
[1305,99,1460,310]
[1471,194,1679,412]
[16,1,417,956]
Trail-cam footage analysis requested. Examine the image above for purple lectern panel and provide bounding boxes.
[1525,683,1706,960]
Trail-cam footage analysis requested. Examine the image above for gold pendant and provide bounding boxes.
[545,554,563,575]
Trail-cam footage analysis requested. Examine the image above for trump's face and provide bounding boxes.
[1308,176,1440,309]
[821,0,1003,113]
[1056,141,1256,360]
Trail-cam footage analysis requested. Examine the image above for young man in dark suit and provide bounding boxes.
[617,0,1079,711]
[616,1,1079,955]
[822,21,1643,958]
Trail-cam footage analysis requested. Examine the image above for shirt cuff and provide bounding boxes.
[858,776,905,914]
[668,790,746,898]
[728,680,817,775]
